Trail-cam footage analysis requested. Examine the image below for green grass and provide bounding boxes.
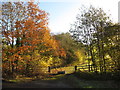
[62,73,119,88]
[3,76,38,83]
[50,66,120,88]
[43,74,65,80]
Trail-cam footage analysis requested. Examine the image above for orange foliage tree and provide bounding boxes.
[2,2,66,77]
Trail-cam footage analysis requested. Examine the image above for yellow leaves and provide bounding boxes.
[39,61,48,67]
[2,57,8,61]
[39,50,45,53]
[33,50,40,59]
[105,55,111,60]
[74,50,86,65]
[23,55,31,61]
[39,56,50,66]
[47,56,53,65]
[75,50,81,58]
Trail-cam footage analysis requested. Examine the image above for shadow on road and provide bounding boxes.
[2,73,74,88]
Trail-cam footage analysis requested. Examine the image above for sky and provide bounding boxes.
[38,0,120,34]
[2,0,119,34]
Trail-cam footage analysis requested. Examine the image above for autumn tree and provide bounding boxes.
[2,2,29,77]
[54,33,86,66]
[2,2,66,78]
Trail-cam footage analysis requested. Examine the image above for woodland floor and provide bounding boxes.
[2,67,120,88]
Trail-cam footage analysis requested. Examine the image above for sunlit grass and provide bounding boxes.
[83,86,93,88]
[50,66,75,74]
[43,74,65,81]
[5,76,37,83]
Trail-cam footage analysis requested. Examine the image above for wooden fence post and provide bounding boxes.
[48,66,51,73]
[75,66,77,72]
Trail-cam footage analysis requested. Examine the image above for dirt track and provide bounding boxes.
[2,74,73,88]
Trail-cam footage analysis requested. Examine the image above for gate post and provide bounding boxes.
[48,66,51,73]
[75,66,77,72]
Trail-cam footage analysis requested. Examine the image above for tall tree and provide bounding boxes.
[2,2,66,78]
[104,24,120,72]
[69,5,112,72]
